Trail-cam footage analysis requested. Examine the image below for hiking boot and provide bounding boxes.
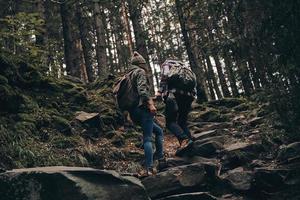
[177,133,189,145]
[179,138,189,148]
[178,137,193,148]
[146,167,156,176]
[157,157,167,171]
[153,151,165,161]
[138,167,156,178]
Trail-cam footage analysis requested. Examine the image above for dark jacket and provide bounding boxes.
[128,65,151,107]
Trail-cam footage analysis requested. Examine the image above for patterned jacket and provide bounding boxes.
[127,65,151,107]
[158,60,196,97]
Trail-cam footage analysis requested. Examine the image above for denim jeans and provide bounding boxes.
[165,93,193,140]
[129,106,164,168]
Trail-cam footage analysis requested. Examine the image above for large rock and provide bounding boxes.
[160,157,221,172]
[193,130,219,141]
[189,122,232,133]
[221,142,263,170]
[142,162,219,199]
[247,117,264,127]
[252,167,300,193]
[277,142,300,161]
[157,192,218,200]
[75,111,100,123]
[221,167,253,191]
[75,111,104,137]
[193,141,223,157]
[0,166,149,200]
[175,141,223,158]
[220,194,246,200]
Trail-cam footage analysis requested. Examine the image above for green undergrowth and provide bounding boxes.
[0,53,122,169]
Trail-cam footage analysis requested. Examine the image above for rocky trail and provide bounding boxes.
[1,55,300,199]
[139,99,300,200]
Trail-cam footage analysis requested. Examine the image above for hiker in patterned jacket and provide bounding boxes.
[158,58,197,147]
[114,51,164,176]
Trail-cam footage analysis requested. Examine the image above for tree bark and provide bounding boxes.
[94,2,108,77]
[188,26,210,101]
[206,56,222,99]
[212,53,231,97]
[223,50,239,97]
[110,7,126,69]
[60,1,81,78]
[76,4,94,82]
[235,57,254,96]
[202,61,216,100]
[121,0,133,54]
[34,0,47,47]
[127,0,155,94]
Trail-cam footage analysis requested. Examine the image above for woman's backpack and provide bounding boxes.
[165,60,197,92]
[113,69,139,111]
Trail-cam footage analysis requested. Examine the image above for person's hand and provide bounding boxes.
[148,104,157,115]
[147,98,157,115]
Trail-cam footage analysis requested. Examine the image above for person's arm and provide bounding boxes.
[158,64,169,97]
[135,69,157,114]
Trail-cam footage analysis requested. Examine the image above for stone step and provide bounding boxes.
[0,166,148,200]
[142,162,219,199]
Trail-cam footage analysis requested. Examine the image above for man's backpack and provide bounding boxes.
[113,69,139,111]
[166,61,197,92]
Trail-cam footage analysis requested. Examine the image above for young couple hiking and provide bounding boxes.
[114,51,197,176]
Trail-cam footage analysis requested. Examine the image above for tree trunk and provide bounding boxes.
[78,41,88,83]
[212,53,231,97]
[103,12,115,73]
[60,1,81,78]
[121,0,133,54]
[94,2,108,77]
[76,4,94,82]
[206,56,222,99]
[252,46,268,87]
[202,61,216,100]
[235,58,254,96]
[247,41,261,89]
[110,8,126,69]
[34,0,47,47]
[188,28,210,101]
[206,14,231,98]
[223,50,239,97]
[127,0,155,94]
[175,0,208,102]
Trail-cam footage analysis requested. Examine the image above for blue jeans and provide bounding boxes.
[129,107,164,168]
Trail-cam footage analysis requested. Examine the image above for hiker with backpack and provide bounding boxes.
[113,51,164,176]
[157,58,197,147]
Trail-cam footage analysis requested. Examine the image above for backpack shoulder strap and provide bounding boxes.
[113,68,138,94]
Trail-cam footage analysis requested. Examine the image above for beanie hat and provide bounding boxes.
[131,51,146,65]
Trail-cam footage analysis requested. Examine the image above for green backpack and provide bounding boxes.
[113,69,139,111]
